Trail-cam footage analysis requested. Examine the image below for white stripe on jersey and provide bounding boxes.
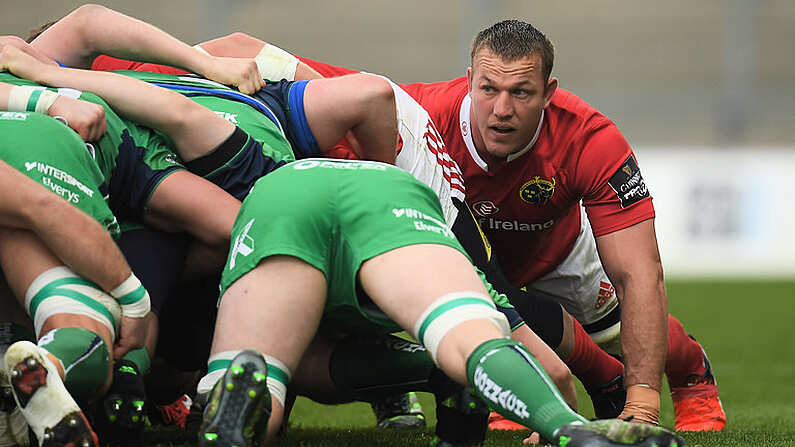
[379,76,466,228]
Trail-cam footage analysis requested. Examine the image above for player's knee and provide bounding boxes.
[38,327,110,401]
[26,266,121,340]
[412,291,510,364]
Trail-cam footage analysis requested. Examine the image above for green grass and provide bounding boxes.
[148,280,795,446]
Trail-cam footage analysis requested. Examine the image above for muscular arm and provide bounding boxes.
[197,32,323,80]
[0,160,129,292]
[509,324,577,410]
[0,45,233,162]
[32,4,207,71]
[31,4,263,94]
[595,218,666,420]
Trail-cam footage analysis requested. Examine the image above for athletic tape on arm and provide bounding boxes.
[7,85,59,114]
[254,44,298,82]
[110,273,151,318]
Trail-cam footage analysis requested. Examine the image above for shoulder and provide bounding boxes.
[401,76,468,104]
[401,77,468,130]
[546,88,616,135]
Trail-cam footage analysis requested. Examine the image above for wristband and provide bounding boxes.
[7,86,59,114]
[111,273,151,318]
[254,43,299,81]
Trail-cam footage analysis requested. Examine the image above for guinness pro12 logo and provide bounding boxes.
[519,176,556,205]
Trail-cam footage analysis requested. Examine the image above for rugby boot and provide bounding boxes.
[552,419,685,447]
[371,392,426,429]
[670,337,726,432]
[198,350,271,447]
[4,341,98,447]
[91,360,146,447]
[430,385,490,446]
[586,374,627,419]
[487,411,527,431]
[154,394,192,429]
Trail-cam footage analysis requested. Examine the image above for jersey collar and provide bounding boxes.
[459,93,544,170]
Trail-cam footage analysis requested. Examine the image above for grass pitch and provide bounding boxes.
[147,279,795,446]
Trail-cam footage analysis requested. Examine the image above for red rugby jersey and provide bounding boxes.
[92,55,188,74]
[298,57,654,285]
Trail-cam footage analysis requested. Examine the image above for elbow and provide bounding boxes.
[357,73,396,103]
[548,362,575,396]
[71,4,109,21]
[67,4,111,44]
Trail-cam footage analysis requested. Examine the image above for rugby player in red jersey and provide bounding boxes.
[180,20,726,432]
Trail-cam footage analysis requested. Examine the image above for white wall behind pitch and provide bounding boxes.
[635,147,795,279]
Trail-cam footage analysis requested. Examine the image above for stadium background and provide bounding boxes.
[2,2,794,445]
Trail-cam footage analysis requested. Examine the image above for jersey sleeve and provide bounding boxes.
[576,119,655,237]
[91,56,189,75]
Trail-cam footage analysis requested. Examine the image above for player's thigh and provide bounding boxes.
[213,255,326,373]
[213,168,335,370]
[359,244,488,333]
[333,162,488,330]
[302,73,393,150]
[0,227,64,300]
[145,169,240,245]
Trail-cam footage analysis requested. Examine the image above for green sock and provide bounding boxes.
[122,348,151,374]
[329,334,436,401]
[466,338,586,440]
[38,327,109,402]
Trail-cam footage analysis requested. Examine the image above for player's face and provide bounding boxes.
[467,50,556,160]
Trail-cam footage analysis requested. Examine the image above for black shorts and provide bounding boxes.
[253,80,321,159]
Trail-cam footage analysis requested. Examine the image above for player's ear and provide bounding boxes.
[543,77,557,108]
[467,67,474,93]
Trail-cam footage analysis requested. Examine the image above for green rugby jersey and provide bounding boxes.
[112,70,295,165]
